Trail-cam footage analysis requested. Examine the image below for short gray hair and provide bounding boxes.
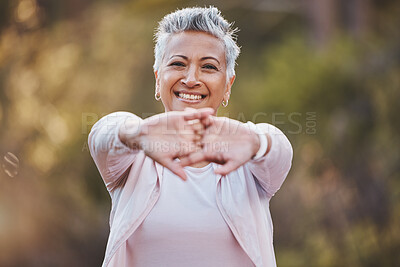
[153,6,240,78]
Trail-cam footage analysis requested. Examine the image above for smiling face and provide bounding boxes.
[154,31,235,113]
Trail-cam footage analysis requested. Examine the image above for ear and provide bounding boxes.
[154,70,160,92]
[224,75,235,101]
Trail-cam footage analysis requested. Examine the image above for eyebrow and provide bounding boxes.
[169,55,220,65]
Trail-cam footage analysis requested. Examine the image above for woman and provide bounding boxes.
[89,6,293,267]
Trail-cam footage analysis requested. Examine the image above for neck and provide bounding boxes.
[189,161,210,168]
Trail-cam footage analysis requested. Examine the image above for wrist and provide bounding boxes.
[246,121,269,160]
[250,130,260,158]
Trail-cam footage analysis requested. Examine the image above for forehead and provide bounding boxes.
[164,31,226,63]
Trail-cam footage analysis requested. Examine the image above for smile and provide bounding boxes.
[174,92,207,102]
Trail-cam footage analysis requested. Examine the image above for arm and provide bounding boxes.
[88,111,142,192]
[247,123,293,198]
[88,108,215,187]
[178,116,293,197]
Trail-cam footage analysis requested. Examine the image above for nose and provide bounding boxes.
[181,66,201,88]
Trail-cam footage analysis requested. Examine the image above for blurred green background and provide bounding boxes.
[0,0,399,266]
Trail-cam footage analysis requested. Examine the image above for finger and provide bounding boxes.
[191,121,204,135]
[214,161,239,176]
[184,107,197,112]
[193,134,202,142]
[179,151,207,167]
[183,107,214,121]
[200,114,214,128]
[186,119,204,134]
[186,119,205,133]
[199,107,215,115]
[164,160,187,181]
[187,119,200,125]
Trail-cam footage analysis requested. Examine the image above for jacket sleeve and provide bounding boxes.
[88,111,142,192]
[247,123,293,198]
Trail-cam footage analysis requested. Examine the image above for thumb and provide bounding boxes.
[214,161,239,176]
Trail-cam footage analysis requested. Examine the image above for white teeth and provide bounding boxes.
[178,93,202,100]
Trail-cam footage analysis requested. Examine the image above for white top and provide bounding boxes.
[126,163,254,267]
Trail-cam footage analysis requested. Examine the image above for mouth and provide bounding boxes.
[174,91,207,103]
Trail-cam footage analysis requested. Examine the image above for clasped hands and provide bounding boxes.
[120,107,261,180]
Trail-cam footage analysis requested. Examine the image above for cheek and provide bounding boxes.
[209,78,228,97]
[160,73,177,91]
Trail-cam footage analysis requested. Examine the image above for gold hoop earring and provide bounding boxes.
[222,99,228,107]
[155,91,161,101]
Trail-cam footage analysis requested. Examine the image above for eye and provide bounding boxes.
[169,61,186,67]
[203,64,218,70]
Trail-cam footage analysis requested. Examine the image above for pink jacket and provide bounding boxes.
[88,111,293,267]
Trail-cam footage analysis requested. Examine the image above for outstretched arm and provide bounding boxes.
[119,108,214,180]
[179,116,293,196]
[88,111,141,192]
[247,123,293,198]
[89,108,214,189]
